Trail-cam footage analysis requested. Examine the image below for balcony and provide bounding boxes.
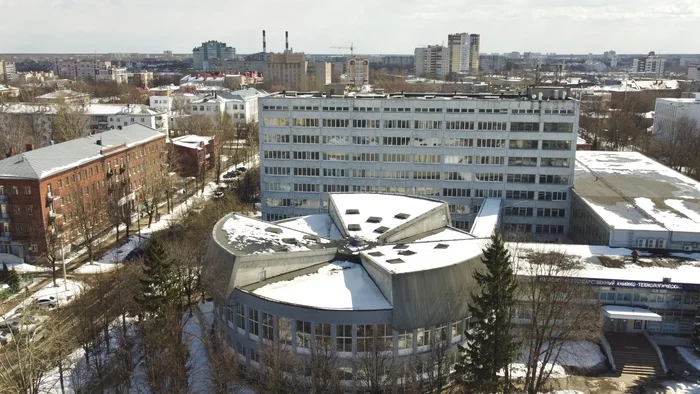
[119,166,126,174]
[0,194,7,203]
[49,212,63,224]
[0,232,12,242]
[106,169,114,177]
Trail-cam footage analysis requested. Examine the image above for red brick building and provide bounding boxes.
[170,134,219,178]
[0,124,166,261]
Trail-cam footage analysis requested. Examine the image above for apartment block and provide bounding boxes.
[447,33,469,74]
[346,57,370,86]
[0,124,165,261]
[469,34,480,73]
[54,60,127,83]
[259,90,579,238]
[632,52,665,77]
[414,45,449,78]
[0,61,17,84]
[193,40,236,71]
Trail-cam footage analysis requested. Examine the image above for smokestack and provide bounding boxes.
[262,30,267,53]
[285,31,289,51]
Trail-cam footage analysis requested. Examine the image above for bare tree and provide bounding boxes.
[52,102,88,142]
[514,249,601,394]
[206,324,244,394]
[351,325,400,393]
[307,326,341,394]
[67,180,107,264]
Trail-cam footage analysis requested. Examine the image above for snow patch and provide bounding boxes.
[677,347,700,372]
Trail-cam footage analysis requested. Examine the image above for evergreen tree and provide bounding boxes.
[693,301,700,355]
[455,230,519,394]
[6,268,20,293]
[0,263,8,283]
[135,238,176,317]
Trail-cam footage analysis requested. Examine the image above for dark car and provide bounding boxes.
[222,170,240,179]
[237,167,247,172]
[124,247,146,262]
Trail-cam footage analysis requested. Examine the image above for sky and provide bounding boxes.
[0,0,699,55]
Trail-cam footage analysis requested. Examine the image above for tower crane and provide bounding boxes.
[330,42,355,56]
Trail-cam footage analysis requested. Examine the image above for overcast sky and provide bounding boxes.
[0,0,698,55]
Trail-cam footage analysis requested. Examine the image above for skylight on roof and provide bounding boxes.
[398,250,416,256]
[386,258,405,264]
[374,226,390,234]
[282,238,299,245]
[265,227,283,234]
[368,251,384,257]
[272,245,289,252]
[348,224,362,231]
[302,234,320,242]
[394,213,410,220]
[434,243,450,249]
[366,216,383,223]
[346,209,360,215]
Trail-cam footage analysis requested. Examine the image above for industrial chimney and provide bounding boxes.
[285,31,289,51]
[262,30,267,53]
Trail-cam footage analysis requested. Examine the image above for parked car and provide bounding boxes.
[237,167,247,172]
[222,170,240,179]
[34,296,58,309]
[124,247,145,262]
[213,191,225,200]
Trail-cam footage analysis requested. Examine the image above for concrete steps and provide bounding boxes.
[605,332,663,377]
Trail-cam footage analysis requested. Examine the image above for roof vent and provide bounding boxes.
[302,234,320,242]
[347,224,362,231]
[398,250,416,256]
[394,213,410,220]
[366,216,382,223]
[272,245,289,252]
[393,244,408,250]
[434,243,450,249]
[282,238,298,245]
[346,209,360,215]
[662,277,672,283]
[374,226,390,234]
[386,258,405,264]
[368,251,384,257]
[265,227,283,234]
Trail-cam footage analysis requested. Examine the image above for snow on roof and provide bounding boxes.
[172,135,213,150]
[362,238,486,274]
[575,151,700,232]
[577,137,587,145]
[510,242,700,286]
[470,198,501,238]
[275,214,344,241]
[412,227,476,242]
[330,193,444,241]
[221,215,330,254]
[36,89,88,99]
[252,261,391,310]
[602,305,661,321]
[0,102,164,116]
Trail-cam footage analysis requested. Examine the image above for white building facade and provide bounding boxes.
[415,46,449,78]
[653,96,700,136]
[346,57,370,86]
[632,53,665,77]
[259,91,579,238]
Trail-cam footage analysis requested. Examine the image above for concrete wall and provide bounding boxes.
[390,255,484,330]
[234,248,339,288]
[380,202,450,243]
[360,255,394,304]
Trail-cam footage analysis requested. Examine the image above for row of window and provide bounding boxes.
[264,118,575,133]
[263,105,576,115]
[265,136,570,150]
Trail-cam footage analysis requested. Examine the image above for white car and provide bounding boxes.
[34,296,58,309]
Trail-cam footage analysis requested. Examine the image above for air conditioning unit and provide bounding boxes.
[657,239,667,249]
[684,245,693,252]
[637,239,647,248]
[647,239,657,248]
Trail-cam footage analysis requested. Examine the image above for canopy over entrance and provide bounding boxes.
[602,305,662,322]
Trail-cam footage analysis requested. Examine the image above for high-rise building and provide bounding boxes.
[259,89,579,238]
[632,52,665,77]
[53,60,127,83]
[0,61,17,84]
[469,34,480,73]
[346,57,370,86]
[265,52,308,91]
[414,45,449,78]
[447,33,470,74]
[192,40,236,70]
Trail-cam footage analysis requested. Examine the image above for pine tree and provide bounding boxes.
[693,301,700,355]
[455,230,519,394]
[135,238,176,317]
[6,268,20,293]
[0,263,8,283]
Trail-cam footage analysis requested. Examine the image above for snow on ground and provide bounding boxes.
[502,341,606,380]
[505,362,567,379]
[276,214,344,240]
[185,309,211,394]
[552,391,584,394]
[678,347,700,372]
[253,261,392,310]
[2,279,85,319]
[661,381,700,394]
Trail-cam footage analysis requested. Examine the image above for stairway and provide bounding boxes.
[604,332,663,376]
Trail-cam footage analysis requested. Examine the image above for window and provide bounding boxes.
[322,135,348,144]
[416,327,431,347]
[263,150,290,159]
[504,207,533,216]
[279,317,292,345]
[353,153,380,162]
[445,137,473,147]
[443,188,469,197]
[445,121,474,130]
[509,139,538,149]
[262,312,274,341]
[323,152,349,161]
[540,158,570,167]
[444,171,469,181]
[293,118,320,127]
[476,121,506,131]
[292,151,319,160]
[385,170,411,179]
[323,168,349,177]
[451,321,462,339]
[543,122,574,133]
[383,137,412,146]
[453,220,469,229]
[398,330,413,350]
[263,118,290,127]
[322,119,349,128]
[414,187,440,196]
[505,190,534,200]
[357,324,374,352]
[296,321,312,348]
[337,324,353,352]
[292,135,319,144]
[435,324,449,342]
[537,208,566,217]
[476,173,504,182]
[507,173,536,183]
[377,324,393,349]
[384,120,410,129]
[263,134,290,143]
[315,323,332,348]
[13,206,20,215]
[508,157,538,166]
[541,140,571,150]
[539,175,569,184]
[510,122,540,132]
[383,153,410,163]
[476,156,505,165]
[352,135,380,145]
[535,224,565,234]
[293,168,320,177]
[265,166,291,176]
[414,154,441,164]
[538,191,568,201]
[352,119,380,128]
[26,206,33,215]
[414,120,442,129]
[248,308,259,337]
[354,169,380,178]
[444,155,472,165]
[293,183,318,192]
[476,139,505,148]
[475,189,503,198]
[503,223,532,233]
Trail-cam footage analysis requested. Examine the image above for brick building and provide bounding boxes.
[170,134,219,178]
[0,124,166,261]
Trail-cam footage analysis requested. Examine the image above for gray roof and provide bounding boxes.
[217,88,267,101]
[0,124,165,180]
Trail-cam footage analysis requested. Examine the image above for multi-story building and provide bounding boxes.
[0,61,17,84]
[632,52,665,77]
[258,89,579,238]
[0,85,19,98]
[0,124,166,261]
[129,71,154,88]
[0,103,169,146]
[447,33,469,74]
[653,95,700,136]
[688,65,700,81]
[171,134,219,178]
[346,57,370,86]
[265,52,308,91]
[469,34,480,73]
[185,88,267,123]
[479,54,507,71]
[307,62,332,90]
[54,60,127,83]
[414,45,449,78]
[193,40,236,70]
[382,55,414,69]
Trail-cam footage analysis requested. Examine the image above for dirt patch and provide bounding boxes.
[598,256,625,269]
[635,258,682,269]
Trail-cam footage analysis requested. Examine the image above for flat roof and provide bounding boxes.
[330,193,444,241]
[265,92,576,101]
[275,214,344,241]
[574,151,700,232]
[602,306,661,321]
[470,198,501,238]
[252,261,391,310]
[219,214,334,255]
[362,238,486,274]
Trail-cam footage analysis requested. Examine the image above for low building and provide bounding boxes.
[188,88,267,123]
[653,95,700,135]
[54,60,128,83]
[171,134,218,178]
[0,85,19,98]
[0,124,166,260]
[571,151,700,252]
[129,71,154,88]
[36,89,90,104]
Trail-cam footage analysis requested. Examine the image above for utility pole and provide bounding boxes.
[61,242,68,291]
